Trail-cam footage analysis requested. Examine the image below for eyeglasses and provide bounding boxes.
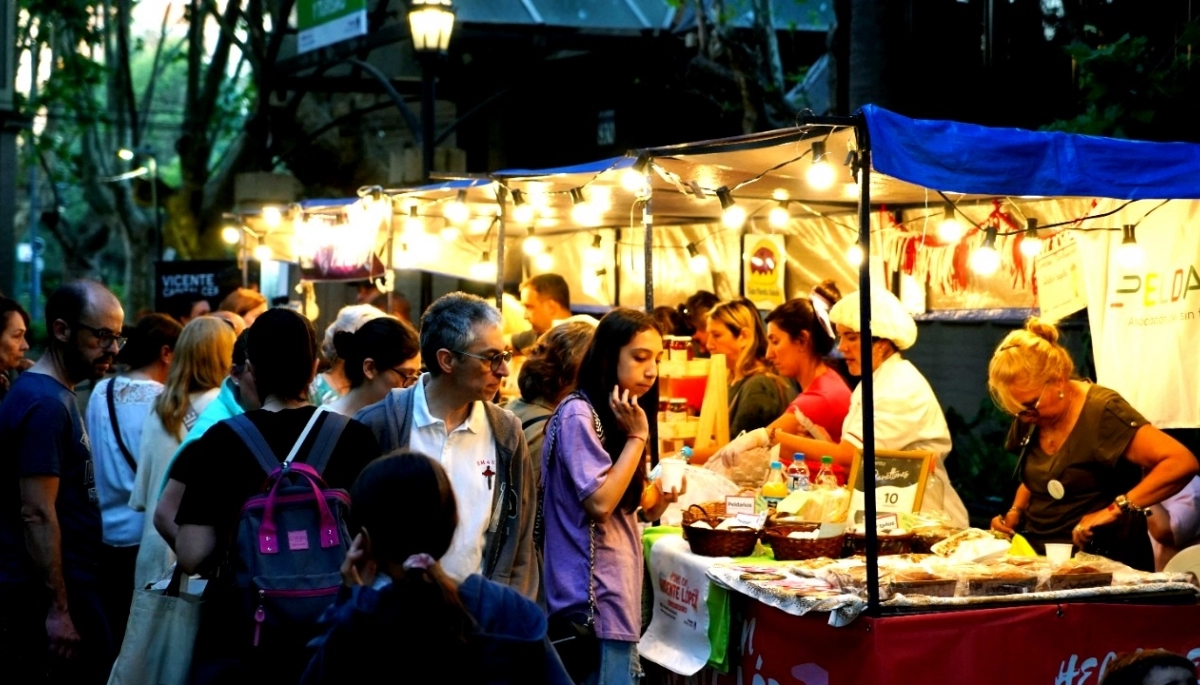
[453,349,513,373]
[387,367,422,388]
[1016,383,1050,416]
[74,322,127,351]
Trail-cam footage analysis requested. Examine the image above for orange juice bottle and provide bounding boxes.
[761,461,789,512]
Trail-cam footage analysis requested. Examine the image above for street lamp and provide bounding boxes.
[117,147,162,260]
[407,0,455,183]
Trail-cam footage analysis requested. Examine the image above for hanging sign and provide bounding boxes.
[296,0,367,54]
[154,260,257,313]
[1035,237,1087,322]
[743,234,787,310]
[846,449,932,525]
[295,206,387,282]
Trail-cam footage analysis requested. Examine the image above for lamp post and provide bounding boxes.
[407,0,455,183]
[117,147,162,260]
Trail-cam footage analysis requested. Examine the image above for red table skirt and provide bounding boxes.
[663,599,1200,684]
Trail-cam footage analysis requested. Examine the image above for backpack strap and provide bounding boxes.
[302,411,349,476]
[226,414,280,477]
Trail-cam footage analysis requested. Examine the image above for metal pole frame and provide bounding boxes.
[494,185,507,310]
[853,112,880,615]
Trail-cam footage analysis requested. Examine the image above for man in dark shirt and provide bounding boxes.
[0,280,124,683]
[173,307,379,682]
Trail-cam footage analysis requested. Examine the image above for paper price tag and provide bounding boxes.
[735,513,767,529]
[876,513,899,533]
[725,496,756,517]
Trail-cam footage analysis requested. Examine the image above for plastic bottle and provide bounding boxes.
[814,455,838,490]
[786,453,810,493]
[761,461,789,511]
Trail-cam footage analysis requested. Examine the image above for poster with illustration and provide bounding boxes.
[743,234,787,310]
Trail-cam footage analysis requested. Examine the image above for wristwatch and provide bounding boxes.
[1114,494,1148,516]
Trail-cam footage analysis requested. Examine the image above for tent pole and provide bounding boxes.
[495,184,507,310]
[385,198,395,314]
[855,112,880,616]
[643,198,660,470]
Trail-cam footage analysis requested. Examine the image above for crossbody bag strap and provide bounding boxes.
[106,379,139,473]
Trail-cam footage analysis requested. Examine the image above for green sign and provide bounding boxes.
[296,0,367,54]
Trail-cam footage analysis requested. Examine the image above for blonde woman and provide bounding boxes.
[988,318,1197,571]
[129,317,235,588]
[691,299,790,462]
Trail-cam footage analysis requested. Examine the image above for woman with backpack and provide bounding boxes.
[173,308,380,682]
[302,450,572,684]
[541,309,684,684]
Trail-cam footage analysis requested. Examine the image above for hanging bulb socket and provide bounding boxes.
[768,200,789,229]
[716,187,746,228]
[971,226,1002,276]
[523,226,545,255]
[937,202,964,243]
[687,242,709,275]
[1116,224,1145,269]
[806,141,835,190]
[444,189,469,225]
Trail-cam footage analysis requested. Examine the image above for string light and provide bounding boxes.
[444,189,469,225]
[523,226,545,255]
[584,234,604,266]
[261,206,282,228]
[469,251,497,281]
[221,225,241,245]
[570,188,601,226]
[404,206,424,235]
[970,227,1001,276]
[511,190,535,224]
[440,226,461,242]
[686,243,709,275]
[806,141,835,190]
[1019,218,1042,258]
[620,157,651,197]
[1116,224,1144,269]
[847,243,864,266]
[717,187,745,229]
[395,242,416,269]
[768,201,789,229]
[937,203,964,244]
[253,242,273,261]
[533,251,554,271]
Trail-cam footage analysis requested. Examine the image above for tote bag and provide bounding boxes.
[107,568,203,685]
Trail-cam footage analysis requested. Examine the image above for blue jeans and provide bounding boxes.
[582,639,643,685]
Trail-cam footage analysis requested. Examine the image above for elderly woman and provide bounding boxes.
[988,318,1197,571]
[716,287,969,527]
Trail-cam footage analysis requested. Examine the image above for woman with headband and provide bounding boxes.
[703,283,851,466]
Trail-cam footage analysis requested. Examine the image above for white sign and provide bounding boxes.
[639,535,713,675]
[1036,238,1088,322]
[724,496,756,517]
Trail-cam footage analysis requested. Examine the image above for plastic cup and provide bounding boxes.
[659,459,685,494]
[1045,543,1073,566]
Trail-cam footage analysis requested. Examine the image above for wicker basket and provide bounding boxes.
[681,504,758,557]
[846,531,914,557]
[762,524,846,561]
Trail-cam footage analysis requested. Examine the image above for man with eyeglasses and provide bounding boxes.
[0,280,125,683]
[355,292,539,601]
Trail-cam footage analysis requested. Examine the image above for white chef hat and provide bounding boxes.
[828,287,917,350]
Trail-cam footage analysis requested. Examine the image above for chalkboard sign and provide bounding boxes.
[846,449,933,525]
[155,260,258,314]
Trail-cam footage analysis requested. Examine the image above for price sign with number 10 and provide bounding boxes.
[846,449,934,526]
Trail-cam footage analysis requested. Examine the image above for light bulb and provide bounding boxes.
[1019,219,1041,258]
[261,206,282,228]
[847,244,864,266]
[771,188,789,201]
[404,207,424,235]
[768,202,789,229]
[721,204,746,229]
[513,203,535,224]
[620,167,650,196]
[806,141,835,191]
[221,226,241,244]
[1116,224,1144,269]
[394,243,416,269]
[444,191,469,225]
[584,235,604,266]
[937,204,964,243]
[689,253,709,275]
[571,202,600,225]
[253,244,273,261]
[971,246,1001,275]
[469,253,497,282]
[523,234,545,256]
[533,252,554,271]
[440,226,461,242]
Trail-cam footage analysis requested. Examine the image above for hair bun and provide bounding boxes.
[1025,317,1060,345]
[332,329,358,359]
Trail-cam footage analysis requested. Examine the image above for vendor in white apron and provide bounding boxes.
[716,287,969,528]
